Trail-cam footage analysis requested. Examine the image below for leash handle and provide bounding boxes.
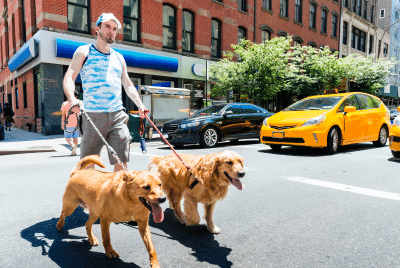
[64,103,81,133]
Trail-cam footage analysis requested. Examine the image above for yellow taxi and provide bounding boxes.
[260,92,390,154]
[389,107,400,157]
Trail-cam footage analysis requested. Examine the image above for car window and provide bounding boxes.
[225,105,243,114]
[337,95,360,112]
[242,104,262,114]
[192,105,225,117]
[356,94,376,110]
[370,96,382,108]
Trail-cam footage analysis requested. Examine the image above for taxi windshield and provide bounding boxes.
[284,96,344,111]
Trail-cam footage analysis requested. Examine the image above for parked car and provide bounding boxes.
[390,108,400,123]
[260,92,391,154]
[160,103,274,148]
[389,107,400,157]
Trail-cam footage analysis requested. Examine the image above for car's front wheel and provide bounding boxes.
[200,126,219,148]
[392,150,400,158]
[373,125,388,147]
[327,127,340,154]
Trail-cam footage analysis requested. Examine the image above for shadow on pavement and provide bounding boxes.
[148,208,233,268]
[20,207,139,268]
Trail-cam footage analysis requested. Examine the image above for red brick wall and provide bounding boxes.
[256,0,340,50]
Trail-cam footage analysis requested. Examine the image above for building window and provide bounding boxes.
[332,14,338,37]
[383,43,388,56]
[238,27,246,43]
[369,35,374,54]
[343,21,348,45]
[280,0,288,17]
[295,0,302,23]
[371,5,375,23]
[344,0,349,8]
[308,41,317,48]
[357,0,362,16]
[239,0,247,12]
[362,0,367,19]
[211,19,221,58]
[182,10,194,53]
[67,0,90,33]
[163,4,176,49]
[396,10,399,20]
[262,0,271,10]
[310,4,317,29]
[380,9,385,18]
[23,82,27,108]
[15,88,19,109]
[123,0,140,43]
[321,9,327,34]
[261,30,271,43]
[351,26,366,52]
[293,37,303,46]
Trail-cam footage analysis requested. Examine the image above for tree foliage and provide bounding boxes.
[209,36,394,103]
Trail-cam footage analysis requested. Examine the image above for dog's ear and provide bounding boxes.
[123,171,137,182]
[211,157,220,176]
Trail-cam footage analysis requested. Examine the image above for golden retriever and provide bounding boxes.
[56,155,165,268]
[148,150,245,234]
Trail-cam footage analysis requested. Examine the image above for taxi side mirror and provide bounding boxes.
[397,106,400,112]
[344,106,356,115]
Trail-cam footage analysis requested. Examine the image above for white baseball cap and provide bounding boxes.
[96,13,122,29]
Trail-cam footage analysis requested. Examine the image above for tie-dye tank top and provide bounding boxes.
[80,44,124,112]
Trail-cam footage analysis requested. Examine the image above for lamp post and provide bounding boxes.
[377,19,400,59]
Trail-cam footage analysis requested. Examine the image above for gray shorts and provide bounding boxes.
[80,110,131,165]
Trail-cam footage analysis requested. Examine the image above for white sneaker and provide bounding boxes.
[71,145,77,156]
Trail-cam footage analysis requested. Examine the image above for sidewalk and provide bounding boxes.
[0,126,161,155]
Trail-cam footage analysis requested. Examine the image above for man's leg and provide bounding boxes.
[107,110,130,171]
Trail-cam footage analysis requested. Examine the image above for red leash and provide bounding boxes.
[143,112,200,189]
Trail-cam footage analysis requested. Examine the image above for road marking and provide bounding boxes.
[286,176,400,201]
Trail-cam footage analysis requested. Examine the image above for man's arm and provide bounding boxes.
[63,46,88,108]
[121,60,148,118]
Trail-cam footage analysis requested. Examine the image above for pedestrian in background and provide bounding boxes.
[63,13,148,171]
[3,103,15,131]
[61,90,80,155]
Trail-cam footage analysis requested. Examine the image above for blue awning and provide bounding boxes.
[8,39,38,72]
[56,38,178,72]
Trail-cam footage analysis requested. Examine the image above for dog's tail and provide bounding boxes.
[147,155,168,172]
[71,155,106,176]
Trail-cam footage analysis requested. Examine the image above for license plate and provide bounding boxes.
[162,133,169,139]
[272,131,284,139]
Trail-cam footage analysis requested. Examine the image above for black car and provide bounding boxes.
[160,103,274,148]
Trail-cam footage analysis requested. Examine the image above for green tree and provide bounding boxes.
[340,54,393,94]
[209,36,298,104]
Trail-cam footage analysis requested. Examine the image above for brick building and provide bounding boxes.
[0,0,341,135]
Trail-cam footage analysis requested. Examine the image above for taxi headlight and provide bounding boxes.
[180,122,200,129]
[302,115,326,127]
[393,116,400,127]
[263,118,269,127]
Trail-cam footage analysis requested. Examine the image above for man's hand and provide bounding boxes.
[139,105,149,119]
[68,98,81,114]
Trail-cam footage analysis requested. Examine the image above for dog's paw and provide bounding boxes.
[88,236,99,246]
[207,225,221,234]
[56,221,64,231]
[105,249,120,259]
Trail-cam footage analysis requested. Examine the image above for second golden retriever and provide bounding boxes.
[57,155,165,268]
[148,150,245,234]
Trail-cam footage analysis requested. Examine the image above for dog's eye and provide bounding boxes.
[143,185,151,190]
[226,161,233,165]
[159,183,162,187]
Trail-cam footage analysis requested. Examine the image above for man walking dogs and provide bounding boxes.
[63,13,148,171]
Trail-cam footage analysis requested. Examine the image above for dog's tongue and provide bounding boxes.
[150,203,164,223]
[232,178,244,190]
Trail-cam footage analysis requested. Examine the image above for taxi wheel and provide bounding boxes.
[392,150,400,158]
[200,126,219,148]
[373,126,388,147]
[327,127,340,154]
[269,144,282,151]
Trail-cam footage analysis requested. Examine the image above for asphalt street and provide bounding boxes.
[1,140,400,267]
